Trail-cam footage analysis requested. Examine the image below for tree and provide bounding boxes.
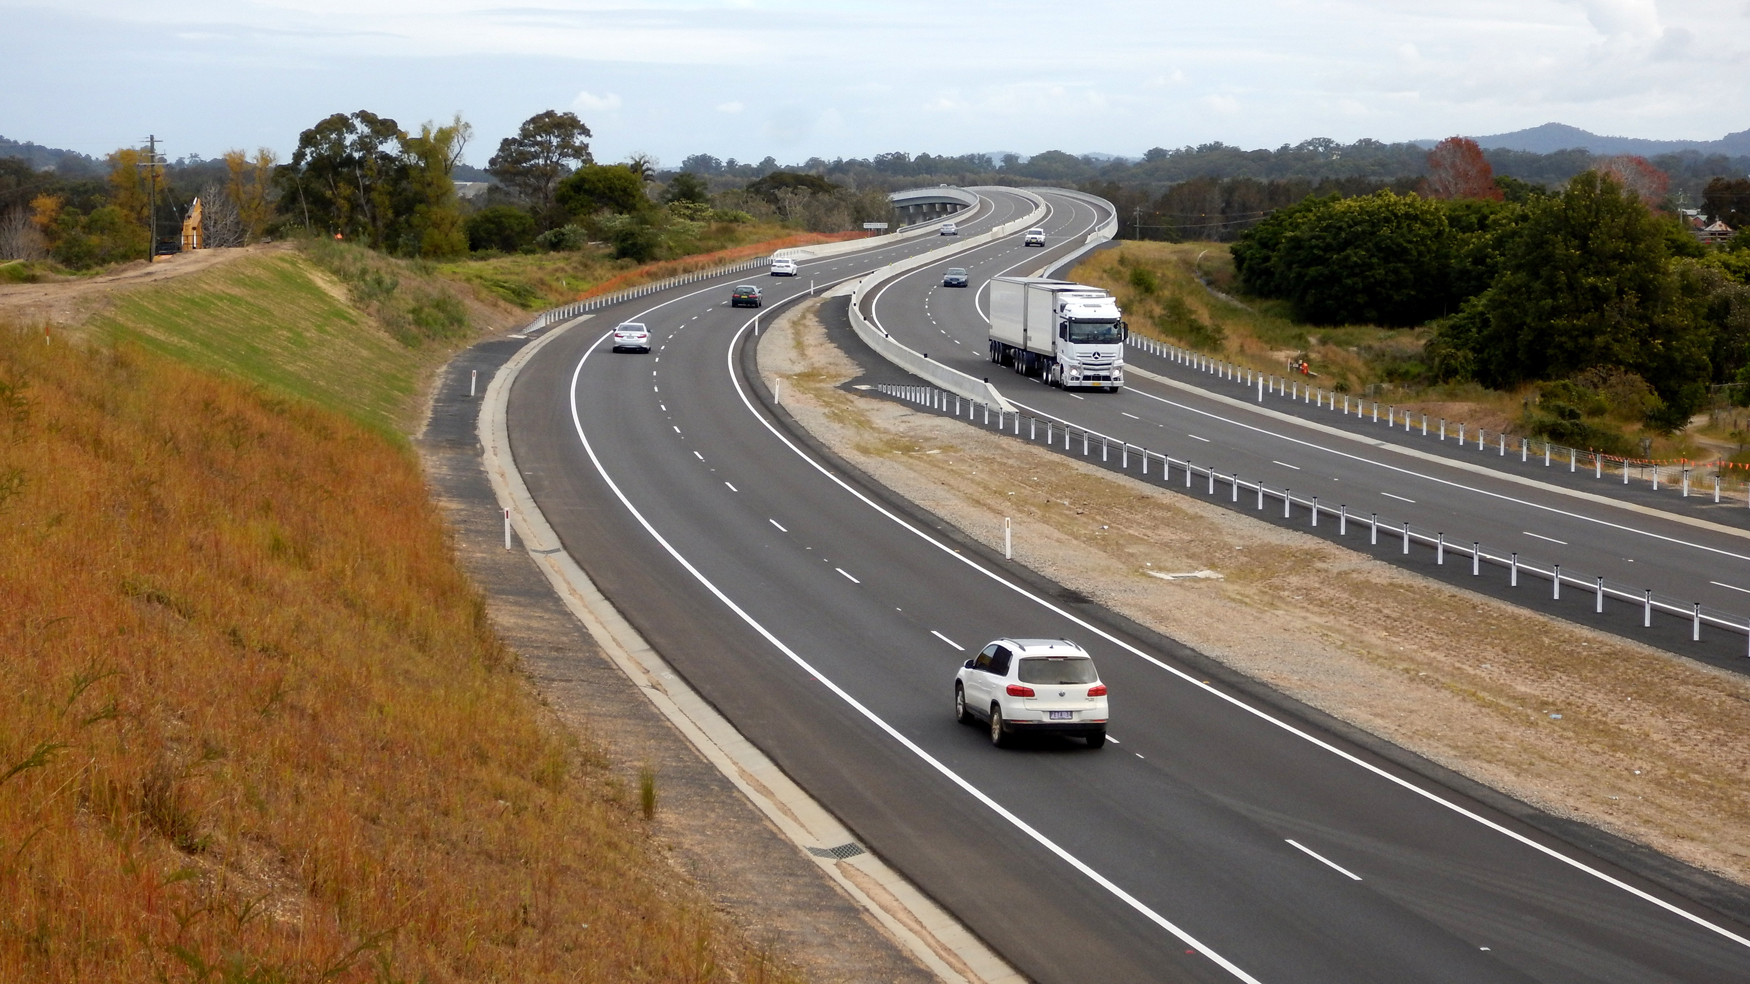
[275,111,406,246]
[680,154,723,175]
[554,165,647,216]
[464,205,536,252]
[1424,137,1501,201]
[663,172,710,206]
[1703,177,1750,230]
[486,110,592,225]
[743,171,836,202]
[222,147,277,243]
[1593,156,1669,209]
[400,116,471,258]
[1434,171,1709,418]
[1269,191,1455,325]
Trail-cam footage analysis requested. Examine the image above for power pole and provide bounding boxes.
[138,135,163,262]
[1133,204,1141,240]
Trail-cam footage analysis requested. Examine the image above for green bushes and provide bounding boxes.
[466,205,538,252]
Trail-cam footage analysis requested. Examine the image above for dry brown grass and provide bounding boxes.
[763,298,1750,888]
[0,324,800,983]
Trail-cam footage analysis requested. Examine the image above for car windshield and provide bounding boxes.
[1066,320,1122,344]
[618,324,645,333]
[947,268,966,276]
[1017,657,1098,685]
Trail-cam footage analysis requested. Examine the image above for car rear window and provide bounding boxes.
[1017,657,1097,685]
[948,268,966,275]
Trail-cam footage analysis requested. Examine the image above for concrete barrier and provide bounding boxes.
[772,187,981,262]
[844,188,1050,411]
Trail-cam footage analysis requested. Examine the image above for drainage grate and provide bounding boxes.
[807,842,866,860]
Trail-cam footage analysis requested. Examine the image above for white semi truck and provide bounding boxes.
[987,277,1127,390]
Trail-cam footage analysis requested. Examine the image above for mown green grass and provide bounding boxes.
[86,249,434,438]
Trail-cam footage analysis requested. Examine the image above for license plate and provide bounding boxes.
[1048,711,1073,721]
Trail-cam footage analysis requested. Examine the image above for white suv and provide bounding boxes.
[955,638,1108,747]
[770,257,798,276]
[1023,227,1046,247]
[610,322,650,353]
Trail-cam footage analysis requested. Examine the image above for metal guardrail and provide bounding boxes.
[1131,335,1750,505]
[522,256,773,331]
[875,381,1750,657]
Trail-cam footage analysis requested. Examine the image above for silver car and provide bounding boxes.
[611,322,651,353]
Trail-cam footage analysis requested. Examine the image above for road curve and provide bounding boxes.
[504,190,1750,983]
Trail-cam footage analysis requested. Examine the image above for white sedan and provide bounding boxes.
[955,638,1108,747]
[610,322,651,353]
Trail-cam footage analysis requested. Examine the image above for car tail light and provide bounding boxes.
[1087,684,1108,697]
[1006,684,1035,697]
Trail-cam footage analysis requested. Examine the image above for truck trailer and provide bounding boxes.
[987,277,1126,390]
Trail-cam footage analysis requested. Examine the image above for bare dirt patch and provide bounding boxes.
[761,297,1750,889]
[0,243,281,328]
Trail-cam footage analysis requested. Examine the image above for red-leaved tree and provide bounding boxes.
[1593,156,1670,209]
[1424,137,1502,201]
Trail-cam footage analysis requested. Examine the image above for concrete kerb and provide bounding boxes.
[846,188,1049,412]
[479,317,1023,984]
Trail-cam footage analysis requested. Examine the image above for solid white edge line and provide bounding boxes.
[1119,376,1750,565]
[931,630,965,651]
[568,321,1266,982]
[1285,840,1363,882]
[719,315,1750,951]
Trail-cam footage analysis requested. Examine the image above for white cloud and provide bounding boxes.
[572,90,621,113]
[8,0,1750,162]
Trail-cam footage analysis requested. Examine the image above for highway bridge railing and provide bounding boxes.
[873,381,1750,660]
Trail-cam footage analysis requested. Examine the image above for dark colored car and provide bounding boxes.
[731,284,762,308]
[943,267,969,288]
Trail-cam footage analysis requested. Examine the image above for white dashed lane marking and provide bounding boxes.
[769,519,787,532]
[931,630,964,650]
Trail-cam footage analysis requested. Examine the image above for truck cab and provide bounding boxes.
[1049,292,1125,389]
[987,277,1126,391]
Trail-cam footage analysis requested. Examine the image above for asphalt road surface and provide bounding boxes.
[505,189,1750,983]
[867,189,1750,669]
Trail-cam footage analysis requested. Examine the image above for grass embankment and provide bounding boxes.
[1074,242,1716,462]
[80,242,510,438]
[437,224,859,311]
[0,254,801,980]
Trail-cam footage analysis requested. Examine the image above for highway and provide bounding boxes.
[867,189,1750,669]
[503,188,1750,982]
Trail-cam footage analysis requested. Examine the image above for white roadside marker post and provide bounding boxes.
[503,508,512,550]
[1004,517,1012,560]
[470,369,478,397]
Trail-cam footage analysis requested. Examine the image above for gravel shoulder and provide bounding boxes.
[760,295,1750,911]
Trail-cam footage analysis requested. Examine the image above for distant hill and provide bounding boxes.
[1423,122,1750,158]
[0,136,102,175]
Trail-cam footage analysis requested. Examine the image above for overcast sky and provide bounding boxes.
[4,0,1747,168]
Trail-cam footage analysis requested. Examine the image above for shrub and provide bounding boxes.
[465,205,537,253]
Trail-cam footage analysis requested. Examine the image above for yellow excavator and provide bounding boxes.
[180,198,203,252]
